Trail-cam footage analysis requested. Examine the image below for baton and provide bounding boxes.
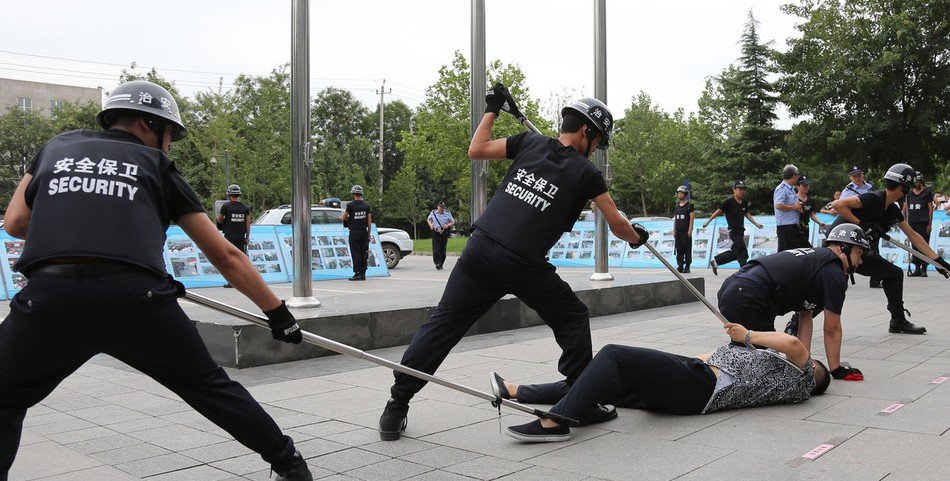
[877,231,949,278]
[184,291,578,425]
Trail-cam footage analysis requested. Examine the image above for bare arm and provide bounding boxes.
[831,196,863,224]
[702,209,723,228]
[899,220,940,258]
[593,192,639,244]
[5,174,33,239]
[467,113,509,160]
[244,214,251,241]
[725,322,810,368]
[745,212,764,229]
[821,310,843,371]
[178,212,281,311]
[367,212,373,232]
[687,211,695,236]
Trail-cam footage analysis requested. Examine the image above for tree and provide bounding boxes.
[311,87,374,200]
[776,0,950,179]
[0,108,55,208]
[368,99,412,192]
[696,11,787,213]
[398,51,550,231]
[382,158,425,239]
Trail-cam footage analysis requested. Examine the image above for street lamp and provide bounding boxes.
[209,150,230,187]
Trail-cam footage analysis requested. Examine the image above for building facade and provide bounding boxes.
[0,78,101,116]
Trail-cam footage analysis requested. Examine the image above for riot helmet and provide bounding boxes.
[97,80,187,141]
[883,163,915,189]
[351,185,364,195]
[562,98,613,150]
[226,184,242,196]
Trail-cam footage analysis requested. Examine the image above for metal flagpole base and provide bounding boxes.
[590,272,614,281]
[286,296,321,308]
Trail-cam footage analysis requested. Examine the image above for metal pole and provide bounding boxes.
[288,0,319,308]
[591,0,613,282]
[184,290,577,425]
[378,79,386,197]
[224,149,230,187]
[470,0,488,224]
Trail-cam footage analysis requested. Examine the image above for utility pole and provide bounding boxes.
[376,79,391,197]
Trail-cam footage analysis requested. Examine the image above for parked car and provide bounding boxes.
[253,205,413,268]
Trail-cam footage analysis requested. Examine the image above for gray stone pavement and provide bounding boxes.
[8,256,950,480]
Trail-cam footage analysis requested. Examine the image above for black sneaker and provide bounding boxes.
[683,267,691,274]
[272,450,313,481]
[506,419,570,443]
[830,365,864,381]
[889,319,926,334]
[489,372,509,400]
[576,404,617,426]
[378,398,409,441]
[223,283,233,288]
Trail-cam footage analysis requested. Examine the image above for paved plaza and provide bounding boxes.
[7,255,950,480]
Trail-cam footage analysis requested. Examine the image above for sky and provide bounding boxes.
[0,0,803,126]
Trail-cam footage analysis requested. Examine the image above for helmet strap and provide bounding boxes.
[583,124,597,156]
[841,244,857,284]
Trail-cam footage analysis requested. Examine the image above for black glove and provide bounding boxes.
[933,256,950,278]
[485,82,507,115]
[264,301,302,344]
[498,85,524,119]
[628,223,650,249]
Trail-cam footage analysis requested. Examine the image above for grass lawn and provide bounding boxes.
[413,236,469,254]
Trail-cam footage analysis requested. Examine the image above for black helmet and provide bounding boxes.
[824,223,870,250]
[97,81,187,141]
[562,98,613,149]
[883,163,915,188]
[676,185,689,194]
[226,184,242,196]
[351,185,364,195]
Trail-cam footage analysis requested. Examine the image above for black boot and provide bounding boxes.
[889,309,926,334]
[922,266,928,277]
[379,398,409,441]
[908,265,922,277]
[265,437,313,481]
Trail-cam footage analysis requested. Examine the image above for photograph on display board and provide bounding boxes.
[551,251,565,259]
[752,229,777,249]
[693,238,708,250]
[202,265,221,276]
[580,251,592,259]
[581,240,594,249]
[5,241,23,256]
[609,251,621,260]
[938,222,950,238]
[332,235,347,246]
[171,257,200,277]
[267,263,282,273]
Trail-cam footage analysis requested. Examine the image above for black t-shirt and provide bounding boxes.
[797,195,815,232]
[674,201,694,232]
[751,247,848,315]
[220,201,250,239]
[345,199,371,232]
[829,190,903,242]
[718,197,749,231]
[905,188,933,224]
[473,132,608,261]
[16,129,204,275]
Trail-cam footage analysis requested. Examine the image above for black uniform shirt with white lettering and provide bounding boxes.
[220,201,250,240]
[828,190,903,243]
[473,132,608,262]
[674,201,694,232]
[15,129,204,275]
[345,200,371,232]
[750,247,848,315]
[718,197,749,232]
[905,188,933,224]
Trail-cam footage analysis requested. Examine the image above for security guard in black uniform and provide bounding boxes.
[217,183,251,287]
[718,224,870,381]
[702,181,764,274]
[0,81,312,481]
[673,185,695,273]
[377,85,648,441]
[342,185,371,281]
[831,163,950,334]
[903,171,933,277]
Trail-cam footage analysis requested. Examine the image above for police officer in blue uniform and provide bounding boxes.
[216,183,251,287]
[0,81,312,481]
[342,185,371,281]
[831,163,950,334]
[377,86,648,441]
[673,185,695,273]
[903,171,933,277]
[718,224,870,380]
[774,164,806,251]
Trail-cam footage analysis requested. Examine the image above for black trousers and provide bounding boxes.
[225,235,247,255]
[431,230,450,267]
[908,222,931,270]
[674,231,691,269]
[714,230,749,267]
[548,344,716,419]
[0,269,287,476]
[777,224,810,251]
[392,232,592,400]
[854,251,905,318]
[717,265,778,332]
[348,230,369,275]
